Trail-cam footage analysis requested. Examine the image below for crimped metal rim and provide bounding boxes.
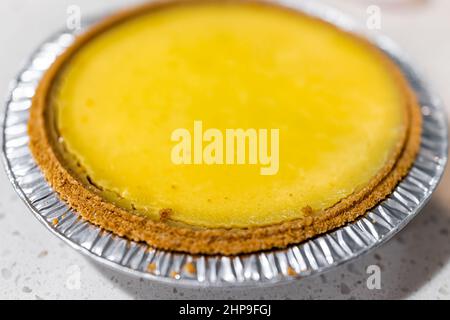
[2,0,448,287]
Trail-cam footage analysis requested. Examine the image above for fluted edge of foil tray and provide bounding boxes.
[2,0,448,287]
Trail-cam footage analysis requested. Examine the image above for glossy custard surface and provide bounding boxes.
[52,3,406,228]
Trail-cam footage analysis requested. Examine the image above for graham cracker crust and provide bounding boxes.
[28,0,422,255]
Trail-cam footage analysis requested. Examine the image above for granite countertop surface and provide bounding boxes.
[0,0,449,299]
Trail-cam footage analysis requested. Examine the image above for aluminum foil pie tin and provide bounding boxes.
[2,0,448,287]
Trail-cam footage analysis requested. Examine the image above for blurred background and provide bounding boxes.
[0,0,449,299]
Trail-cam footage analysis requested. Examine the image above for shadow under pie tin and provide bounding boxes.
[2,0,448,287]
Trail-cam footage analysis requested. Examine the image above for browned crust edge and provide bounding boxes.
[27,0,422,255]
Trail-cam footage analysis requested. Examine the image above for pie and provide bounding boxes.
[28,0,421,255]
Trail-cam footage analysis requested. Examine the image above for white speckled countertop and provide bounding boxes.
[1,0,450,300]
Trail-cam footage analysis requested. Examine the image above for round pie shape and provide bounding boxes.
[28,0,422,255]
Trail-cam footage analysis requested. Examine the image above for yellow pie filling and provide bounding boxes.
[50,2,406,229]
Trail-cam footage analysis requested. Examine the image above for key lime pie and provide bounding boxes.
[29,0,421,255]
